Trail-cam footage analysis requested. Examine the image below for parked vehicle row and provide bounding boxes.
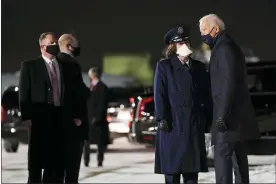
[1,85,150,153]
[106,87,149,140]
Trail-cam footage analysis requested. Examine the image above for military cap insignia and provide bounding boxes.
[178,27,183,34]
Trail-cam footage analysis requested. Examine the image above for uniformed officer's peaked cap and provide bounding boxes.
[164,26,190,45]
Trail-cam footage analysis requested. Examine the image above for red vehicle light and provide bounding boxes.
[129,97,134,104]
[106,115,112,123]
[1,106,5,122]
[138,97,153,118]
[143,135,153,141]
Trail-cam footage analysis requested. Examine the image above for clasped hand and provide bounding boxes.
[158,119,171,132]
[74,119,82,126]
[216,117,227,132]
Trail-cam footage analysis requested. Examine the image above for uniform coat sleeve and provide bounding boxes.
[216,45,236,121]
[154,62,170,122]
[19,61,32,121]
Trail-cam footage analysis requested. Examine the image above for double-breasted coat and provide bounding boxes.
[154,56,212,174]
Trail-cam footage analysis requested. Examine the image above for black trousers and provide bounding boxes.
[28,168,64,184]
[62,141,84,183]
[28,142,83,184]
[83,140,106,164]
[28,107,64,184]
[27,168,42,184]
[165,172,198,184]
[214,141,249,184]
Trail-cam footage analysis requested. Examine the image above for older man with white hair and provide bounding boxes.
[58,34,80,57]
[199,14,260,184]
[57,34,89,183]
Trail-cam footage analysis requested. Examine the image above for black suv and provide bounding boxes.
[128,61,276,156]
[128,91,155,145]
[1,86,26,152]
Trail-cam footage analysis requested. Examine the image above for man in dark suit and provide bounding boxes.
[57,34,90,183]
[199,14,260,184]
[19,32,68,183]
[83,67,110,167]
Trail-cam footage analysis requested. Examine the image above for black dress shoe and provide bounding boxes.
[98,162,103,167]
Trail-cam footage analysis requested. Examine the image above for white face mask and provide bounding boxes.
[176,44,193,57]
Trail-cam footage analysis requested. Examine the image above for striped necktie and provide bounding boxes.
[49,61,60,106]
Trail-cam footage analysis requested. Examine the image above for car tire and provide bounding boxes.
[205,133,214,159]
[145,144,155,149]
[127,135,132,143]
[4,139,19,153]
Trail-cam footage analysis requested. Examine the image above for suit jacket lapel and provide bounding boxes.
[188,57,194,72]
[56,59,65,104]
[39,56,65,105]
[170,56,192,92]
[38,56,52,87]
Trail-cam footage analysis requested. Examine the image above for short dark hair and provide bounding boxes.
[88,67,102,78]
[38,32,55,45]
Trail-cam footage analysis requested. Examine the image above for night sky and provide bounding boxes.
[2,0,276,72]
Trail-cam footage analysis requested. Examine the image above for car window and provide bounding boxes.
[109,87,149,108]
[2,91,19,109]
[143,101,155,114]
[247,67,276,92]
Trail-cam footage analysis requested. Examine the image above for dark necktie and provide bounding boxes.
[184,62,189,69]
[49,61,60,106]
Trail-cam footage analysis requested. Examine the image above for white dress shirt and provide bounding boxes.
[179,58,190,67]
[42,54,61,95]
[91,79,99,87]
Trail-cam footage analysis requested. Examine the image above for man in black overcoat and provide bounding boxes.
[199,14,260,184]
[57,34,90,183]
[83,67,110,167]
[19,32,68,183]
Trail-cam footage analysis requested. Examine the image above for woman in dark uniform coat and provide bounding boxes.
[154,26,213,184]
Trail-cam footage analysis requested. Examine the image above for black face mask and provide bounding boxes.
[46,45,60,56]
[72,47,80,57]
